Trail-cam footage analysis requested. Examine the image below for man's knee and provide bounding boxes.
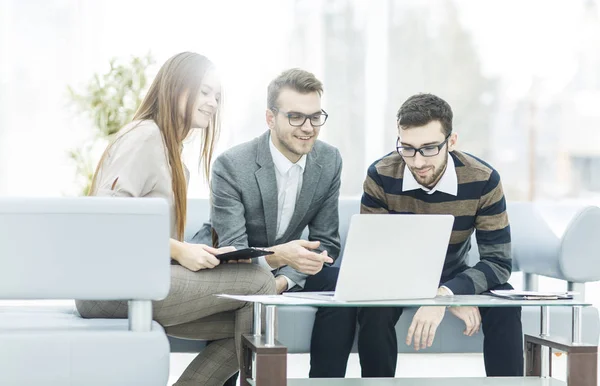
[483,305,522,328]
[498,305,522,319]
[485,283,522,321]
[305,266,340,292]
[359,307,403,327]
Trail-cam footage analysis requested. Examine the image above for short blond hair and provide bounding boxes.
[267,68,323,109]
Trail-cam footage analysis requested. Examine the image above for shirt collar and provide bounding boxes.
[402,153,458,196]
[269,134,307,174]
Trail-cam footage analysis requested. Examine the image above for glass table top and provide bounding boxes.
[217,293,591,308]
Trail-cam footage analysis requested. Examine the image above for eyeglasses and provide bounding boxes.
[396,133,451,157]
[271,108,328,127]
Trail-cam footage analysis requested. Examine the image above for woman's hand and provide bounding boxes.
[211,246,251,264]
[170,241,248,270]
[174,243,227,272]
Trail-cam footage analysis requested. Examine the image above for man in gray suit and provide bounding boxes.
[210,68,396,378]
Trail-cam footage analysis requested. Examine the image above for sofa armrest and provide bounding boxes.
[507,202,600,283]
[0,197,170,300]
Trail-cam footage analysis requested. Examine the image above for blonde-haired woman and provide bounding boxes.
[75,52,276,386]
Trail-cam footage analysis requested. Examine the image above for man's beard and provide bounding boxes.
[409,151,448,189]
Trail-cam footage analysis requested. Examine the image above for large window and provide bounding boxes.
[1,0,598,202]
[572,155,600,193]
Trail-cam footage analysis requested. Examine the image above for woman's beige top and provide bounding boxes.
[93,119,187,239]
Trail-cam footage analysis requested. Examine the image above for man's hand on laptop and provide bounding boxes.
[448,306,481,336]
[406,306,446,351]
[265,240,333,275]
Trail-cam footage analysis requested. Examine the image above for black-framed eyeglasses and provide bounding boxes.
[271,107,329,127]
[396,133,451,157]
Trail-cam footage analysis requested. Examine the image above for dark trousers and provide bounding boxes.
[220,266,359,383]
[304,266,409,378]
[219,265,357,384]
[358,282,524,377]
[304,266,356,377]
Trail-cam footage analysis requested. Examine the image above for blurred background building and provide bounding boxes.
[1,0,599,202]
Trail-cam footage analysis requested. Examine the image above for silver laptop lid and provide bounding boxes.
[334,214,454,302]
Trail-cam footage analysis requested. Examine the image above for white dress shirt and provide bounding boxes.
[256,136,307,290]
[402,153,457,295]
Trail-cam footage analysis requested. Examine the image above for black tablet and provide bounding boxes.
[216,248,274,262]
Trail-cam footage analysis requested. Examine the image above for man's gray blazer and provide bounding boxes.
[210,131,342,289]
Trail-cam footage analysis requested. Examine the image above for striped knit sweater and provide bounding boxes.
[361,150,512,295]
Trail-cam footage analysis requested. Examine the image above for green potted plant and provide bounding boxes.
[67,53,155,195]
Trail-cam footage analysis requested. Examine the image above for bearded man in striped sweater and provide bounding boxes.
[360,93,523,377]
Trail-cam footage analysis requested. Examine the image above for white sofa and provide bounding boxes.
[1,196,599,386]
[0,198,171,386]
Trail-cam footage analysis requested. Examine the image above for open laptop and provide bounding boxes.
[283,213,454,302]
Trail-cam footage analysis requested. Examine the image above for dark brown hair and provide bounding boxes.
[397,93,453,136]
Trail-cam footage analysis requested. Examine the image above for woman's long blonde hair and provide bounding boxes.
[89,52,221,241]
